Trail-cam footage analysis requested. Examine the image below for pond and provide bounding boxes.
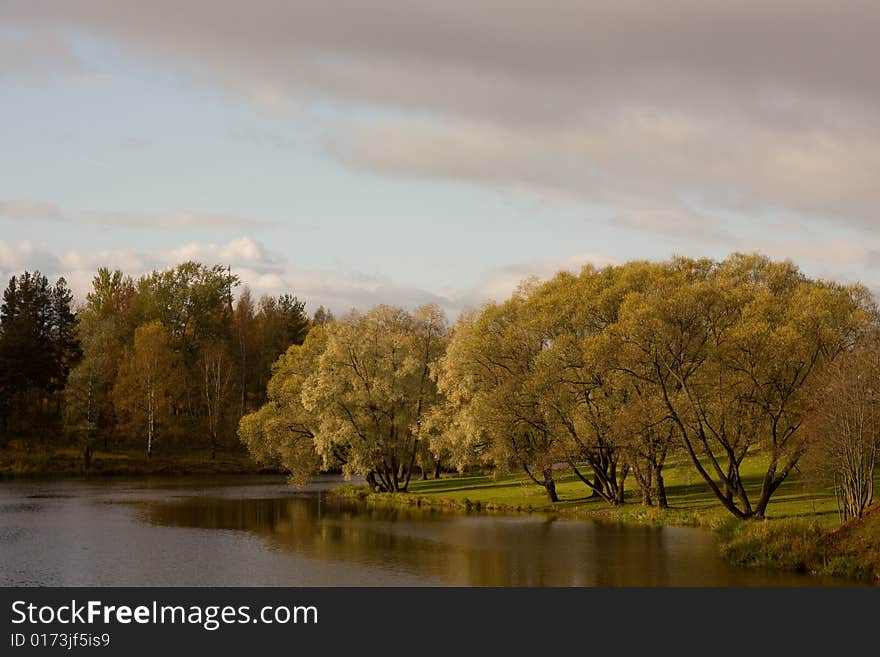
[0,475,846,586]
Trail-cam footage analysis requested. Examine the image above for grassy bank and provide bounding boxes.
[335,457,880,583]
[0,439,278,478]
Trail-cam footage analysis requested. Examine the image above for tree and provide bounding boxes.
[49,277,81,411]
[805,345,880,521]
[0,271,80,435]
[301,304,448,492]
[607,255,873,518]
[238,326,328,484]
[437,291,564,502]
[199,339,236,459]
[312,305,335,326]
[113,322,180,458]
[232,287,258,417]
[86,268,135,321]
[249,293,311,410]
[64,317,119,467]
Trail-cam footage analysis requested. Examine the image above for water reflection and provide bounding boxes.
[141,492,839,587]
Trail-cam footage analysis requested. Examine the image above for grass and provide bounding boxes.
[335,455,880,582]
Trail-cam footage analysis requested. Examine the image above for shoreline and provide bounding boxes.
[0,441,282,480]
[332,478,880,584]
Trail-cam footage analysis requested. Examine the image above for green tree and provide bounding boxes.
[64,317,119,466]
[0,271,80,435]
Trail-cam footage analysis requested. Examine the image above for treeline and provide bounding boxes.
[241,253,879,521]
[0,262,333,463]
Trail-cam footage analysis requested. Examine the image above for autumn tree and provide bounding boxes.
[251,293,311,408]
[232,287,258,417]
[238,326,327,484]
[113,321,180,458]
[437,291,564,502]
[312,305,335,326]
[300,304,447,492]
[606,254,873,518]
[63,316,122,466]
[199,339,236,459]
[805,345,880,521]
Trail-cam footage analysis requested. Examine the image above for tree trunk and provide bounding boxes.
[654,464,668,510]
[147,391,154,459]
[434,460,442,480]
[543,466,559,503]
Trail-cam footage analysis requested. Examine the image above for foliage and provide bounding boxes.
[112,321,181,457]
[0,271,81,434]
[238,326,327,485]
[304,304,448,492]
[803,345,880,521]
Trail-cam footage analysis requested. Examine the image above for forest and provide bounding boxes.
[2,253,878,525]
[0,262,331,471]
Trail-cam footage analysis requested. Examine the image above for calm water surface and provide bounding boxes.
[0,475,847,586]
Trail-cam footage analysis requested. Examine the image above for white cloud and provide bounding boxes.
[6,1,880,238]
[87,210,273,229]
[4,2,880,294]
[0,199,66,222]
[0,237,619,318]
[1,198,273,231]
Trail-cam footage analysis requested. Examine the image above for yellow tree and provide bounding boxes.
[437,288,564,502]
[238,326,327,485]
[608,254,873,518]
[113,321,180,458]
[303,304,448,492]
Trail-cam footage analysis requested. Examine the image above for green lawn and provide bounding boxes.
[400,455,848,529]
[344,456,879,581]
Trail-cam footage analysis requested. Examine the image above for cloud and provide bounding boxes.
[0,237,618,318]
[0,199,66,222]
[5,2,880,259]
[329,111,880,229]
[86,210,274,229]
[0,198,273,230]
[442,253,619,313]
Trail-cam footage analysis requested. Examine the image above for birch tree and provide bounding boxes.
[113,321,180,458]
[199,339,235,459]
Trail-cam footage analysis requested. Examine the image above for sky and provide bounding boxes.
[2,1,879,318]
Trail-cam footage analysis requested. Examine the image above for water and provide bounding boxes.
[0,475,846,586]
